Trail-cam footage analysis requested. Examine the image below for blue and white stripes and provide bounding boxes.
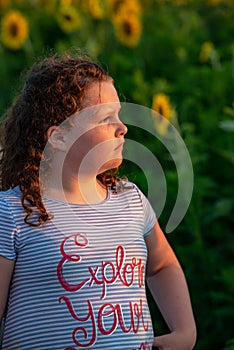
[0,183,156,349]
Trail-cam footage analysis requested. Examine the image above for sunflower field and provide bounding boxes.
[0,0,234,349]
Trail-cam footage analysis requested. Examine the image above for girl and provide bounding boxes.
[0,52,196,349]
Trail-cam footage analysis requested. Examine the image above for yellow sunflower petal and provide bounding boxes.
[1,10,29,50]
[107,0,141,17]
[88,0,105,19]
[152,93,172,121]
[152,93,174,136]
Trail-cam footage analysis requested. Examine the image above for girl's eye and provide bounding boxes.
[100,116,112,124]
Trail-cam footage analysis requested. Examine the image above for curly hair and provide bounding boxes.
[0,52,121,226]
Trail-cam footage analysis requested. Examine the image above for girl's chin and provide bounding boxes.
[97,158,123,174]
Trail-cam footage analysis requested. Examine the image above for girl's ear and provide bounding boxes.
[46,125,67,151]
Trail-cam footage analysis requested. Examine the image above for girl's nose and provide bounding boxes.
[115,121,128,137]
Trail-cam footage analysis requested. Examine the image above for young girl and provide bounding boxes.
[0,52,196,350]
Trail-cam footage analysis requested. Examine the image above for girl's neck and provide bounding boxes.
[44,176,107,205]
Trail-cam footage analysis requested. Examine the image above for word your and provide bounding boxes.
[60,296,149,348]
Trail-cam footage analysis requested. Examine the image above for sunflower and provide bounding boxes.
[56,4,81,33]
[152,93,172,120]
[152,93,173,135]
[88,0,105,19]
[113,10,142,48]
[1,10,29,50]
[106,0,141,17]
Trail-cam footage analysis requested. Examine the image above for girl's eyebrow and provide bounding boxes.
[101,103,121,114]
[72,102,122,123]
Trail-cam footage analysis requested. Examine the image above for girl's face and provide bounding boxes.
[62,81,128,176]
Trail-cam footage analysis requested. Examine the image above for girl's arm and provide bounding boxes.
[0,256,15,324]
[145,221,197,350]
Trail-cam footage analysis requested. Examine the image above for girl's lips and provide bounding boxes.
[114,141,125,151]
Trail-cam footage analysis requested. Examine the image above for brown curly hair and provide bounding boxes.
[0,52,121,226]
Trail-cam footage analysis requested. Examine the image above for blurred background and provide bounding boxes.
[0,0,233,349]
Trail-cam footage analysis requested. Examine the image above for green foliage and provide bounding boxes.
[0,0,234,348]
[224,339,234,350]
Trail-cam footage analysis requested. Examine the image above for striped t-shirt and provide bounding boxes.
[0,183,156,350]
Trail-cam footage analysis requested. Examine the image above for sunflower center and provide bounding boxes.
[64,14,72,21]
[10,23,19,37]
[158,106,164,116]
[123,21,132,35]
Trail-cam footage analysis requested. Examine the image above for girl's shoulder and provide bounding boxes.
[118,180,145,196]
[114,180,148,205]
[114,180,139,197]
[0,186,22,208]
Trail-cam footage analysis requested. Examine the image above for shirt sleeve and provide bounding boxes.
[0,196,18,260]
[133,184,157,238]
